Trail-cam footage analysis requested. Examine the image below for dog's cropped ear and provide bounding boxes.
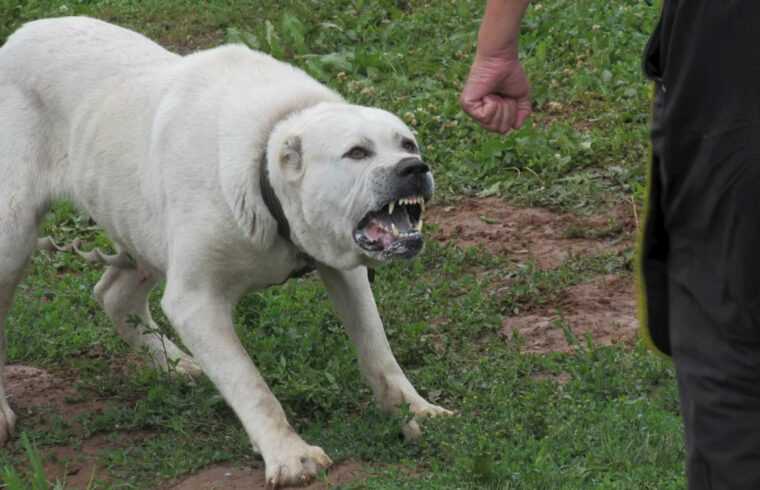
[280,136,303,177]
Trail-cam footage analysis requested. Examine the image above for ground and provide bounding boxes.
[426,198,638,354]
[1,1,685,489]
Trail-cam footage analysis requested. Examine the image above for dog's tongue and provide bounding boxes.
[365,221,395,248]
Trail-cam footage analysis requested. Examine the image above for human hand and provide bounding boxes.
[460,55,532,134]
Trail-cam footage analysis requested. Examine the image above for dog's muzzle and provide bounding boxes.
[353,158,433,260]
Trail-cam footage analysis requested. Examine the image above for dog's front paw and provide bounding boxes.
[264,438,333,488]
[0,401,16,446]
[402,400,455,441]
[410,400,455,418]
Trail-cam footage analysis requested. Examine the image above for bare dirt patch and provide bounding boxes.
[428,197,639,354]
[501,274,638,354]
[43,431,152,489]
[427,197,634,269]
[168,460,366,490]
[5,365,105,420]
[4,365,151,489]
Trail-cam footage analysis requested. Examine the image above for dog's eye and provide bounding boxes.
[401,139,418,153]
[344,146,371,160]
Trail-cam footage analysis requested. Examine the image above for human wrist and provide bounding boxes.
[475,0,529,62]
[474,42,519,64]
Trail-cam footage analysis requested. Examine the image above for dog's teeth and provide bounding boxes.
[391,223,399,236]
[416,219,423,231]
[388,202,395,215]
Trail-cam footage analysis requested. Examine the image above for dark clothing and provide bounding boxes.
[639,1,760,488]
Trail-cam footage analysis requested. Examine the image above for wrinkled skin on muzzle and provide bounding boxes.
[266,102,434,270]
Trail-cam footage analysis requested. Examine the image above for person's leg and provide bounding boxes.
[671,286,760,490]
[665,129,760,489]
[646,2,760,486]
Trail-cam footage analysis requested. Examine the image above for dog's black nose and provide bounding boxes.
[396,157,430,177]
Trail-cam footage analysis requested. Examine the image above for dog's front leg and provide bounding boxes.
[161,285,331,487]
[317,265,453,434]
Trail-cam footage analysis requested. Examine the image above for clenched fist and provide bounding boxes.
[460,55,532,134]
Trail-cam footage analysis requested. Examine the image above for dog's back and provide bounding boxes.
[0,17,176,117]
[0,17,185,272]
[0,16,340,269]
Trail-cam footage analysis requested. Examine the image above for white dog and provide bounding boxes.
[0,17,451,487]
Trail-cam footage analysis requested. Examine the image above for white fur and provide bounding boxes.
[0,17,450,486]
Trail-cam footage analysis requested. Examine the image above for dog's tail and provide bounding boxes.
[37,237,135,269]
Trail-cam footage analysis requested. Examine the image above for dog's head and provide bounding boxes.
[266,102,434,269]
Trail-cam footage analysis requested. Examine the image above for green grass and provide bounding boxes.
[0,1,684,489]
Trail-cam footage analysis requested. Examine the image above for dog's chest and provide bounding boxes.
[237,245,315,291]
[263,255,315,288]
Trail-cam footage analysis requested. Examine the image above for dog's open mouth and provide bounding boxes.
[353,195,425,258]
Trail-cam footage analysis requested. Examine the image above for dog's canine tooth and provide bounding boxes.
[391,223,399,236]
[388,202,395,215]
[416,219,423,231]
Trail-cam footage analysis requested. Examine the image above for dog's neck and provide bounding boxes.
[259,150,292,244]
[259,150,316,271]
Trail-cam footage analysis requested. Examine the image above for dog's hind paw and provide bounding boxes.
[173,356,203,378]
[0,402,16,446]
[264,440,332,488]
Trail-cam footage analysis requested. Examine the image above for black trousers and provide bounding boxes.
[640,1,760,488]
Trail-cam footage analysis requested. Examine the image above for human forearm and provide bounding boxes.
[460,0,533,134]
[476,0,532,60]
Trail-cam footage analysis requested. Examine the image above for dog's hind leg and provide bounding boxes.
[93,266,201,376]
[0,233,38,446]
[0,84,52,445]
[0,202,46,445]
[0,230,37,446]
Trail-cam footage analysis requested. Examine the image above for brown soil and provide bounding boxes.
[4,365,141,489]
[43,432,153,489]
[5,365,104,417]
[428,197,639,354]
[501,274,638,354]
[427,197,635,270]
[168,461,365,490]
